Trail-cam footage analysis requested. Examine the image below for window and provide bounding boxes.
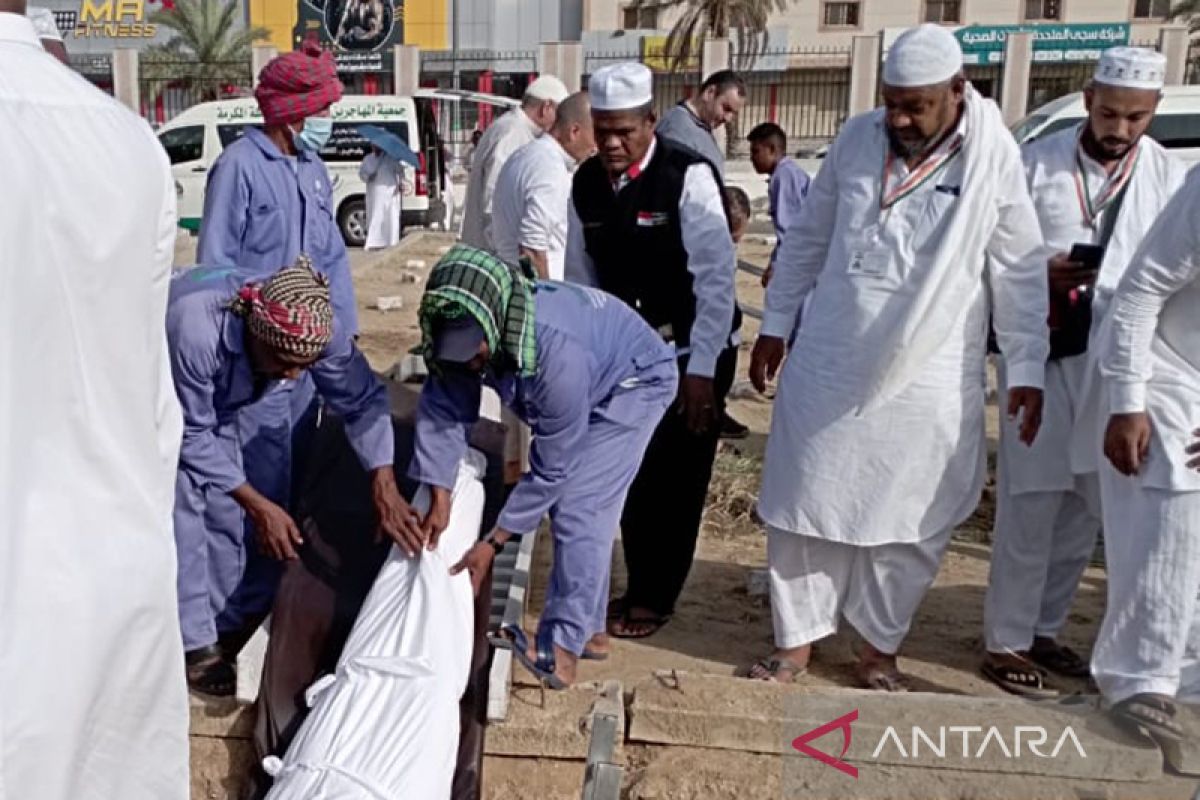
[622,4,658,30]
[924,0,961,23]
[158,125,204,165]
[822,0,861,27]
[1132,0,1171,19]
[218,122,413,162]
[1148,114,1200,149]
[1024,0,1062,20]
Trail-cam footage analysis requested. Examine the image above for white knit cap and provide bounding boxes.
[883,24,963,88]
[525,75,570,103]
[588,62,654,111]
[1094,46,1166,91]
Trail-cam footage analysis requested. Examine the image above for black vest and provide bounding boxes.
[571,138,740,350]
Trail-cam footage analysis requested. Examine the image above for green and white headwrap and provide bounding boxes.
[418,244,538,376]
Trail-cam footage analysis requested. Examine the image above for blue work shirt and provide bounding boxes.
[196,127,359,333]
[409,283,676,536]
[167,265,392,494]
[768,157,810,270]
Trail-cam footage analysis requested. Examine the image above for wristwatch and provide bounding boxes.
[483,535,506,554]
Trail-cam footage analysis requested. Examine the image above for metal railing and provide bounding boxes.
[138,59,253,126]
[1027,60,1096,113]
[965,61,1005,101]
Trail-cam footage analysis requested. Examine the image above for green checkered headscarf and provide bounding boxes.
[419,244,538,376]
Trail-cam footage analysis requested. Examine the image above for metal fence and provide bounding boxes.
[737,49,852,148]
[420,49,538,142]
[1027,61,1096,113]
[965,61,1004,101]
[139,59,253,127]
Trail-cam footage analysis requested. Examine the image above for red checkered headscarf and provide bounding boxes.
[231,256,334,361]
[254,40,344,127]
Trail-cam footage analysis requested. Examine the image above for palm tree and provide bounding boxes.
[631,0,797,72]
[1169,0,1200,34]
[142,0,270,102]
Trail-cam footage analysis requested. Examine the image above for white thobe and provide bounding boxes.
[492,134,573,280]
[985,129,1186,653]
[1091,167,1200,704]
[759,88,1048,652]
[564,136,737,379]
[359,152,402,250]
[460,108,541,253]
[0,13,188,800]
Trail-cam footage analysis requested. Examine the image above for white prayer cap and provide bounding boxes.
[27,7,63,42]
[1093,46,1166,91]
[525,75,570,104]
[588,63,654,111]
[883,24,963,88]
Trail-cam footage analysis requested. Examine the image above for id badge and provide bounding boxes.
[848,248,890,279]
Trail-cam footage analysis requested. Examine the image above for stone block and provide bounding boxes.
[627,673,1160,782]
[375,295,404,311]
[486,679,623,760]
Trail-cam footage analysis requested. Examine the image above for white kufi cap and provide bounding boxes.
[1094,46,1165,91]
[525,75,570,103]
[884,24,963,88]
[589,62,654,111]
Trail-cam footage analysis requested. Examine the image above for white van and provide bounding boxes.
[156,94,438,247]
[1011,85,1200,165]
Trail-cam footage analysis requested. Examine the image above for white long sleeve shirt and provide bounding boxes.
[460,108,541,253]
[492,134,573,280]
[0,12,188,798]
[564,137,736,378]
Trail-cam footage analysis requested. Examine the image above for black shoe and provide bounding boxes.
[720,411,749,439]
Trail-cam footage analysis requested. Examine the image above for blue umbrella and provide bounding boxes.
[357,124,420,167]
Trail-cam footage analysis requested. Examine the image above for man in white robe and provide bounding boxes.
[492,91,594,280]
[359,145,404,250]
[460,75,570,254]
[982,48,1186,696]
[460,75,569,485]
[0,5,188,797]
[747,24,1048,690]
[1090,163,1200,744]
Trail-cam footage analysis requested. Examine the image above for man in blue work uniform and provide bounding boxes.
[168,260,423,694]
[410,245,677,688]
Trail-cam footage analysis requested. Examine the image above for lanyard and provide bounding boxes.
[879,134,964,211]
[1074,142,1139,229]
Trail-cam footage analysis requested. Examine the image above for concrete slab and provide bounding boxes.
[481,755,586,800]
[627,673,1160,782]
[624,744,1193,800]
[486,679,623,760]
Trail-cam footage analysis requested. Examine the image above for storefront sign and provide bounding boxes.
[40,0,184,51]
[955,22,1129,64]
[294,0,403,73]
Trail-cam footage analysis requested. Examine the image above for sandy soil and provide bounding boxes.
[178,230,1120,797]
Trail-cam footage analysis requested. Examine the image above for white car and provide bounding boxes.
[155,90,518,247]
[1012,84,1200,165]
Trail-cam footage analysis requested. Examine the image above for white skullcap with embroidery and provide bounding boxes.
[1094,46,1166,91]
[884,24,963,88]
[588,62,654,111]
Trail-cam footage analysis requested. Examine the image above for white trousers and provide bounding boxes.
[1092,466,1200,704]
[767,527,952,654]
[983,473,1101,653]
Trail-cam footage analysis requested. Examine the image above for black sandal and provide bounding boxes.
[1110,693,1185,743]
[981,657,1058,698]
[607,609,671,640]
[1029,641,1090,678]
[186,645,235,697]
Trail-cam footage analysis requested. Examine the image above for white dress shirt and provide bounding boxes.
[564,136,736,378]
[0,12,188,798]
[492,134,574,280]
[460,108,542,253]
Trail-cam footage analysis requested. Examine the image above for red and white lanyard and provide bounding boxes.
[879,134,964,211]
[1074,141,1139,229]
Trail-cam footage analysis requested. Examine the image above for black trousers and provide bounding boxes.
[620,346,738,617]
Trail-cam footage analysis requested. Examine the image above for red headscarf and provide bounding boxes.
[254,41,344,127]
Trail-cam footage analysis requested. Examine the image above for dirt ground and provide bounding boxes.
[177,230,1116,796]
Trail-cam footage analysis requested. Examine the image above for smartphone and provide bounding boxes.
[1068,243,1104,271]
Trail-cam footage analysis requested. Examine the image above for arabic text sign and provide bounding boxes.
[955,23,1129,65]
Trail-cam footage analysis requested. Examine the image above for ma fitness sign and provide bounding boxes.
[955,22,1130,65]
